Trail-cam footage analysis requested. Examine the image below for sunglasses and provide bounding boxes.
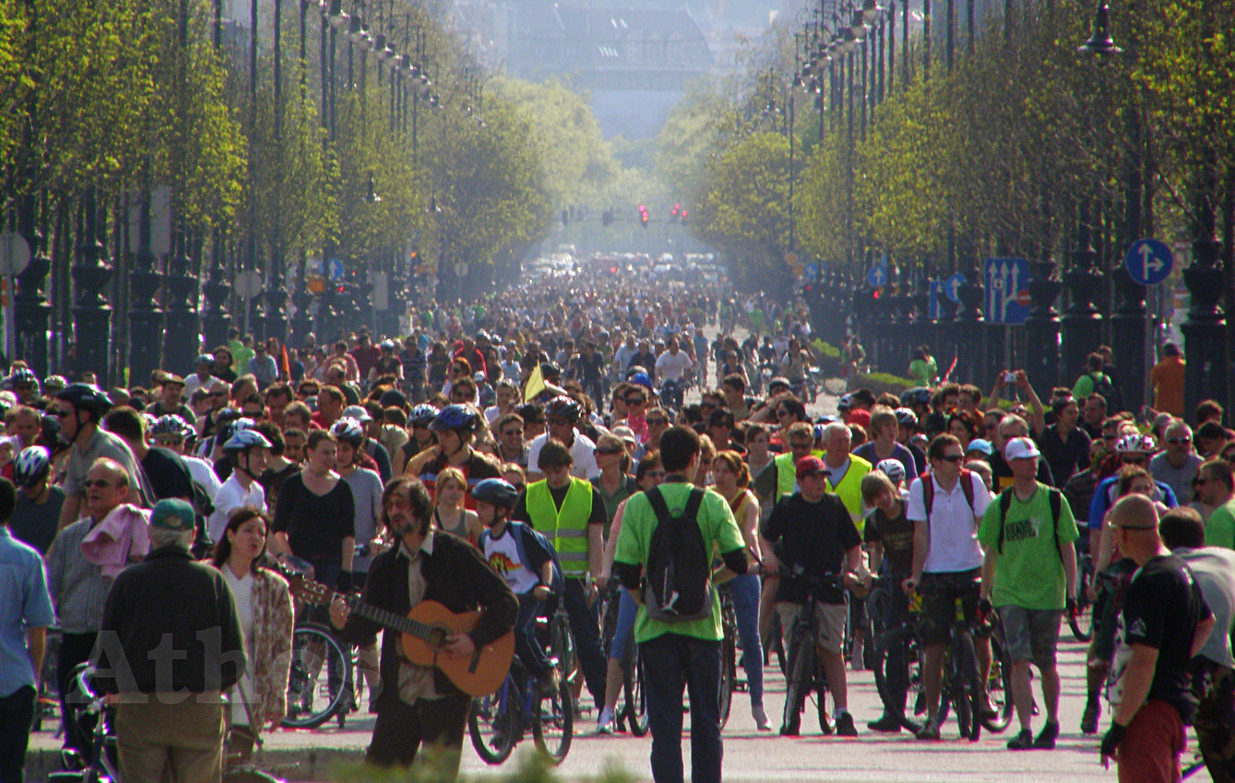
[595,447,623,455]
[50,409,72,418]
[83,479,118,489]
[701,402,718,409]
[212,391,229,397]
[1121,457,1147,465]
[646,418,668,426]
[1167,437,1192,445]
[939,454,965,463]
[625,397,645,405]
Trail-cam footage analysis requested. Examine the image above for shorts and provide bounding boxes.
[1118,699,1187,783]
[916,570,984,646]
[776,601,849,655]
[998,606,1062,669]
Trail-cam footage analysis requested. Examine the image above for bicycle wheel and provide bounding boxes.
[718,622,736,730]
[550,613,576,688]
[623,647,649,737]
[533,675,573,764]
[469,687,516,765]
[814,656,832,735]
[282,624,350,730]
[779,626,810,736]
[981,632,1015,733]
[952,631,982,741]
[223,769,284,783]
[872,626,922,732]
[762,611,787,675]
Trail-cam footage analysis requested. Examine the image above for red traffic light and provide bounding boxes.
[872,288,882,299]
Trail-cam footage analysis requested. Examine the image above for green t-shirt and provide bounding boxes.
[977,484,1079,611]
[1071,372,1108,400]
[1204,500,1235,550]
[614,481,745,643]
[909,357,937,386]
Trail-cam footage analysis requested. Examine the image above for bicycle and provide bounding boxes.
[597,584,649,735]
[718,582,738,730]
[871,586,1013,738]
[281,621,354,730]
[468,657,573,765]
[51,666,285,783]
[1069,551,1096,642]
[779,571,841,737]
[32,626,62,734]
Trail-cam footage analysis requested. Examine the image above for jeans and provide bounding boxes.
[563,578,607,707]
[0,686,34,783]
[728,574,765,706]
[641,633,722,783]
[516,594,552,679]
[609,589,639,661]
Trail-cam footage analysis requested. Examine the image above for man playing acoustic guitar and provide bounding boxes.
[330,476,518,774]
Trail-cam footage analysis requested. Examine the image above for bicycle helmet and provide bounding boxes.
[55,383,114,420]
[837,393,853,412]
[409,404,440,427]
[380,339,396,350]
[540,362,562,379]
[39,412,64,452]
[894,407,918,427]
[768,376,791,392]
[545,395,581,423]
[1115,433,1157,454]
[223,429,272,453]
[8,367,39,387]
[899,387,934,408]
[875,458,906,484]
[12,446,52,488]
[628,371,653,391]
[330,416,366,446]
[472,478,521,509]
[430,404,478,433]
[42,375,68,395]
[151,414,190,439]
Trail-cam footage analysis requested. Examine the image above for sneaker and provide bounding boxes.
[1007,728,1035,750]
[1033,721,1059,749]
[1080,700,1100,735]
[915,719,941,741]
[979,694,999,720]
[595,707,615,735]
[835,712,858,737]
[867,713,903,733]
[753,705,772,731]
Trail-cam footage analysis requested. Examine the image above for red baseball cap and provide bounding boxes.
[796,455,827,480]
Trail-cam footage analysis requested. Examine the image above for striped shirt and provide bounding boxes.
[45,518,115,634]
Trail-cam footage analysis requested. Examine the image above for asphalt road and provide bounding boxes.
[26,635,1212,782]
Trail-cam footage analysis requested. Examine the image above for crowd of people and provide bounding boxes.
[1,271,1233,783]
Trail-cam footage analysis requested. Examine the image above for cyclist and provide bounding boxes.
[208,428,270,543]
[10,445,65,555]
[862,469,915,732]
[475,478,560,696]
[412,404,502,500]
[904,433,994,740]
[760,455,863,736]
[527,396,597,483]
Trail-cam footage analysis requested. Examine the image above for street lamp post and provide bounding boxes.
[1061,205,1106,381]
[71,188,113,384]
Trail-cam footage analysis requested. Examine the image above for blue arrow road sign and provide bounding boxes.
[945,273,966,303]
[804,262,820,282]
[327,257,345,282]
[928,281,945,320]
[868,264,887,288]
[985,257,1031,325]
[1125,238,1173,285]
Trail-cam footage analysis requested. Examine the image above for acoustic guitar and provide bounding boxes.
[290,575,514,697]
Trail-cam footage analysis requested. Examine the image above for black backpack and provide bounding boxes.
[643,486,713,623]
[1090,373,1119,408]
[995,486,1064,556]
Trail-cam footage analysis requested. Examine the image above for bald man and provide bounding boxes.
[1101,495,1215,782]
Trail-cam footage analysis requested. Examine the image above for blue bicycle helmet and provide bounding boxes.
[900,387,933,408]
[430,404,478,433]
[472,478,521,509]
[629,372,653,391]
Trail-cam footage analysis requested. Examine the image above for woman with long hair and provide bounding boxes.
[211,506,294,762]
[712,450,770,730]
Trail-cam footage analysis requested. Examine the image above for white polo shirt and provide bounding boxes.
[208,473,267,543]
[906,471,990,573]
[527,430,599,479]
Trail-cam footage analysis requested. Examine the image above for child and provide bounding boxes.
[432,467,482,542]
[474,478,560,695]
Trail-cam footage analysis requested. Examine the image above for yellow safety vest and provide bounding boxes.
[526,477,593,577]
[825,454,872,533]
[775,452,797,501]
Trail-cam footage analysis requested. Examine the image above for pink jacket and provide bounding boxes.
[81,504,151,578]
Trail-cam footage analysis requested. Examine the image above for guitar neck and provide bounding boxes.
[348,597,436,642]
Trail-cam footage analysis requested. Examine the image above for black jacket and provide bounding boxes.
[336,530,517,712]
[93,545,245,695]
